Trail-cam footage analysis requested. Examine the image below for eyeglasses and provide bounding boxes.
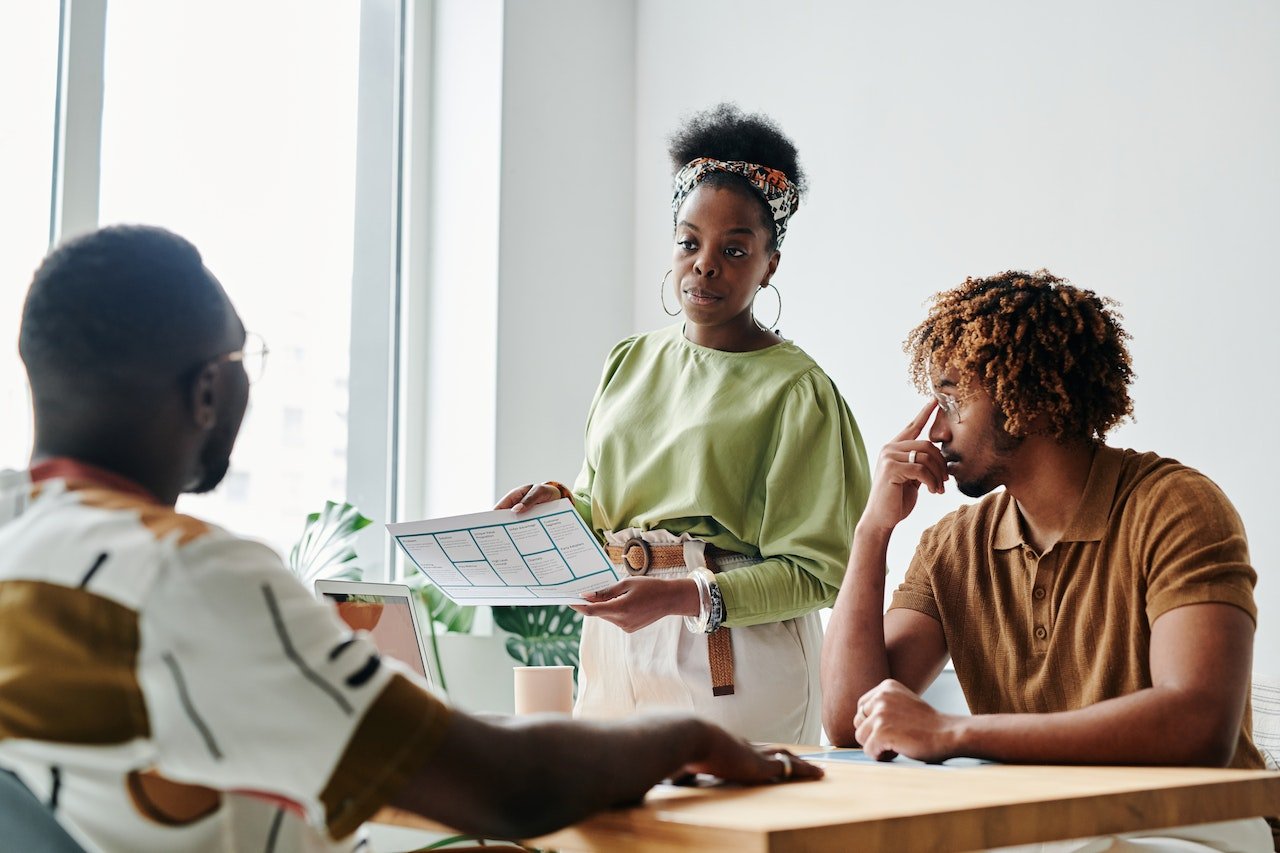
[213,332,269,384]
[931,386,977,423]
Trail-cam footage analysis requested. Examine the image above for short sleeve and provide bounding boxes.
[717,368,870,625]
[1138,469,1257,625]
[889,523,944,622]
[136,536,450,839]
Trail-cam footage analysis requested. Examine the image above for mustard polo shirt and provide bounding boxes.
[891,444,1264,770]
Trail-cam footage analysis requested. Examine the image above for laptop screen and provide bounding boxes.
[320,589,430,683]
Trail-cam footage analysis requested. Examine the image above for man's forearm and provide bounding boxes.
[821,524,894,745]
[393,711,710,839]
[942,604,1252,767]
[497,713,710,836]
[948,685,1240,766]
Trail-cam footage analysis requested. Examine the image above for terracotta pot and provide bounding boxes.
[336,601,384,632]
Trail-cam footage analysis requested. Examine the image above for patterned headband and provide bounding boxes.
[671,157,801,247]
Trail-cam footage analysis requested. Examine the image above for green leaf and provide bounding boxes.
[491,605,583,669]
[287,501,372,584]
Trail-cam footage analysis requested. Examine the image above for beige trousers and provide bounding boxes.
[574,528,823,744]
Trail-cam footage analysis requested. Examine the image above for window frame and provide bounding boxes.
[50,0,419,578]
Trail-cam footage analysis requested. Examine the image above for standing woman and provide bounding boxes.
[498,104,869,743]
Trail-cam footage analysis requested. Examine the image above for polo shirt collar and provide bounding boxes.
[1060,444,1123,542]
[992,494,1024,550]
[991,443,1123,550]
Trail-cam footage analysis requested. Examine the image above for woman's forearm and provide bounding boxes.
[717,557,838,627]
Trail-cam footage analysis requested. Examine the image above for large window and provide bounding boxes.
[1,1,405,568]
[96,0,361,554]
[0,5,60,471]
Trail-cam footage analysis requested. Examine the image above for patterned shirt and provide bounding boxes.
[0,459,450,851]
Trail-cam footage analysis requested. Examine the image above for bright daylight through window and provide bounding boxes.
[96,1,361,554]
[0,5,58,472]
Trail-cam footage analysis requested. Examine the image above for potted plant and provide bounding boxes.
[491,605,582,672]
[288,502,585,710]
[288,500,371,583]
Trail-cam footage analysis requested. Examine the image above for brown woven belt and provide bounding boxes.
[605,538,737,697]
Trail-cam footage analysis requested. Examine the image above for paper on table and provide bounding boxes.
[386,499,626,605]
[798,750,994,769]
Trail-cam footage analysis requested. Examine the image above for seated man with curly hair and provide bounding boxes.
[821,270,1275,852]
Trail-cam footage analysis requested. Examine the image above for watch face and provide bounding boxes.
[706,582,725,633]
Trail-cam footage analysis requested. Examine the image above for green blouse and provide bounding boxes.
[570,324,870,627]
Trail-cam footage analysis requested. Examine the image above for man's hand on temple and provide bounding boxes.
[858,401,948,535]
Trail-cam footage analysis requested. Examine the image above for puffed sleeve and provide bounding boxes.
[717,368,870,627]
[570,335,640,533]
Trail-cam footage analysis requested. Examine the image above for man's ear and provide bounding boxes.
[187,364,219,431]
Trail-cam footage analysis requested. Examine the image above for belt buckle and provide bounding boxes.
[622,537,652,576]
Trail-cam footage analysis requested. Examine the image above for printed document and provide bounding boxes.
[387,499,625,605]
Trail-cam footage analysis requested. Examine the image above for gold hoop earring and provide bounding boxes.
[752,282,782,331]
[659,269,681,317]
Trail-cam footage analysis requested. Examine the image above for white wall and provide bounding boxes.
[419,0,636,521]
[419,0,504,521]
[492,0,637,501]
[625,2,1280,664]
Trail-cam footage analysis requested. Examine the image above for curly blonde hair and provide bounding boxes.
[905,270,1135,440]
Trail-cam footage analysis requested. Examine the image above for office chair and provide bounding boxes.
[0,767,87,852]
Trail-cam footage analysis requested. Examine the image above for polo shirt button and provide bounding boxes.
[1034,626,1048,639]
[1033,587,1046,600]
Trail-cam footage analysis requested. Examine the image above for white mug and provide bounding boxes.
[513,665,575,715]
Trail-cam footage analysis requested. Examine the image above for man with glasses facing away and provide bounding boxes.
[0,225,818,852]
[822,270,1276,852]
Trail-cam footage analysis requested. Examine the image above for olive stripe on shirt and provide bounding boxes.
[0,580,148,745]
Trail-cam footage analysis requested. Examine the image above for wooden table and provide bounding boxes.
[378,751,1280,852]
